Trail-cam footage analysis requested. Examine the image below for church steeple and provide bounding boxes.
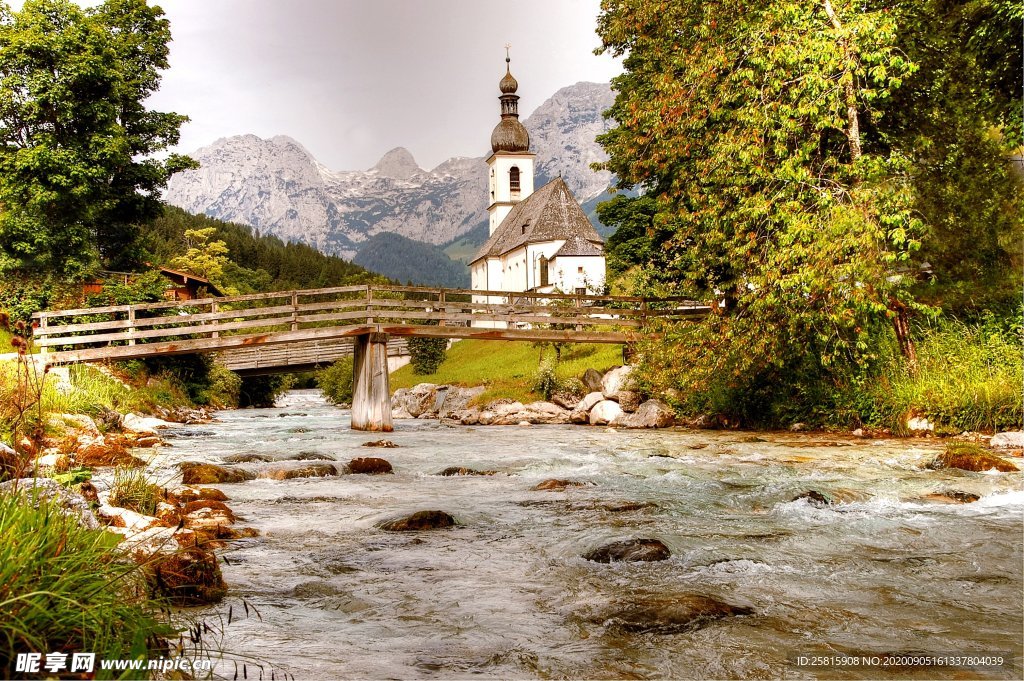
[486,49,535,235]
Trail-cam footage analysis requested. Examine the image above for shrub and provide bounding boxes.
[206,362,242,408]
[316,358,354,405]
[0,492,172,677]
[109,467,161,516]
[533,359,561,400]
[407,337,447,375]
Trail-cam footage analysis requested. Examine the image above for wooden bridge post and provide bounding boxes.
[350,332,393,432]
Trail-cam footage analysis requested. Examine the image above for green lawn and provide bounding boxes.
[391,339,624,404]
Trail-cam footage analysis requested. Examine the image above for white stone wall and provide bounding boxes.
[550,254,606,294]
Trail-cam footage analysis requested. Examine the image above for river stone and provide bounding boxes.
[437,466,497,476]
[152,547,227,605]
[346,457,394,475]
[533,479,586,491]
[921,490,980,504]
[438,385,485,419]
[551,391,580,410]
[290,452,336,461]
[378,510,456,531]
[601,365,635,396]
[0,477,100,530]
[122,413,175,435]
[405,383,440,418]
[452,407,481,425]
[222,453,274,463]
[180,463,256,484]
[603,501,658,512]
[583,538,671,563]
[581,368,604,393]
[990,431,1024,449]
[261,463,338,480]
[589,400,624,426]
[362,439,399,448]
[595,594,753,634]
[792,490,833,506]
[617,400,676,429]
[928,443,1018,473]
[576,391,605,415]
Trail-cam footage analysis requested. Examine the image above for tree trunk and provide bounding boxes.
[823,0,862,162]
[891,303,917,369]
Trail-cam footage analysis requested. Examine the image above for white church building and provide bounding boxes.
[470,57,606,300]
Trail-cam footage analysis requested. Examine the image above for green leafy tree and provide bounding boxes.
[169,227,231,284]
[0,0,195,277]
[407,336,447,375]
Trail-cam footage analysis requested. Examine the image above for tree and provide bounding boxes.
[0,0,195,278]
[170,228,230,284]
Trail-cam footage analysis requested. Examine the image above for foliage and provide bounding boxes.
[109,466,160,516]
[407,336,448,375]
[316,357,354,406]
[238,375,291,408]
[0,314,45,469]
[862,314,1023,433]
[84,271,167,308]
[0,0,196,277]
[51,466,92,486]
[169,228,231,287]
[595,0,1021,425]
[353,232,469,287]
[0,492,172,678]
[596,194,664,277]
[531,358,580,401]
[391,340,622,405]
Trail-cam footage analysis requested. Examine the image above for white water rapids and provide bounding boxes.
[152,390,1023,679]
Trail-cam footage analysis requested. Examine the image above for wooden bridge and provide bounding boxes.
[30,284,707,431]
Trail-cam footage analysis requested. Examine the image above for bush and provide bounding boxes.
[408,337,447,375]
[109,467,161,516]
[316,358,354,405]
[206,362,242,408]
[0,492,172,677]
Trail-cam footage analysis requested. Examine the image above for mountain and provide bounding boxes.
[164,81,617,281]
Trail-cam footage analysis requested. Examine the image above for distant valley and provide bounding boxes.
[164,82,619,287]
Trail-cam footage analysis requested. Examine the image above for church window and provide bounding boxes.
[509,166,521,195]
[577,266,584,274]
[540,256,549,287]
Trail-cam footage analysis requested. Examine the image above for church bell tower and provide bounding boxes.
[487,50,535,235]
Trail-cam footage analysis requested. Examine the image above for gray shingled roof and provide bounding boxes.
[552,233,603,258]
[471,177,604,262]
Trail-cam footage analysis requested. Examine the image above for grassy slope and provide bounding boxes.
[390,339,624,404]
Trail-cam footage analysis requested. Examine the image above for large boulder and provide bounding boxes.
[601,366,635,397]
[451,408,481,425]
[122,413,175,436]
[405,383,441,418]
[581,368,604,393]
[346,457,394,475]
[617,400,676,429]
[569,391,605,423]
[390,388,414,419]
[928,443,1018,473]
[378,510,456,531]
[152,547,228,605]
[589,400,624,426]
[180,463,255,484]
[990,432,1024,449]
[583,538,671,563]
[551,391,580,410]
[438,385,485,419]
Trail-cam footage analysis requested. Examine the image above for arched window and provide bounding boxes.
[509,166,521,196]
[539,256,549,287]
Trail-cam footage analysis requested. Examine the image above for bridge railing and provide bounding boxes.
[30,284,708,359]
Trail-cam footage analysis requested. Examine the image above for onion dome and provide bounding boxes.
[491,53,530,153]
[491,118,530,153]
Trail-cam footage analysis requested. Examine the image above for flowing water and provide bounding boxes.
[155,390,1023,679]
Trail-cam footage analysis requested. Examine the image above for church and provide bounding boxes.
[469,57,606,298]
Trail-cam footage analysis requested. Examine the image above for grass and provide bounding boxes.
[109,466,161,516]
[868,317,1023,434]
[0,491,172,678]
[390,339,624,404]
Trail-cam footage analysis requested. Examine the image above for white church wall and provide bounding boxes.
[551,255,606,294]
[487,154,535,234]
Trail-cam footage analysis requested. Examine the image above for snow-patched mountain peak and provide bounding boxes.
[371,147,422,180]
[164,82,616,260]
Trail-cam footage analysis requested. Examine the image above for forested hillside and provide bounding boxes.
[353,232,469,288]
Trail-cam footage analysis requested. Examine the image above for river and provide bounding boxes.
[155,390,1023,679]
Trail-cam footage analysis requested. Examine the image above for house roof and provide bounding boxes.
[154,265,224,297]
[552,233,603,258]
[471,177,603,262]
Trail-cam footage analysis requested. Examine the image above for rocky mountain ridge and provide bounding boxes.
[164,82,616,261]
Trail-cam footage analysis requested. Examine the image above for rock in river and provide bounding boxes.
[379,510,456,531]
[594,594,753,634]
[583,538,671,563]
[437,466,497,476]
[180,463,255,484]
[928,443,1018,473]
[346,457,394,475]
[362,439,399,448]
[152,547,228,605]
[260,463,338,480]
[533,479,586,491]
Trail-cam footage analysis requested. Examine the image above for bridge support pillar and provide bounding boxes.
[351,332,393,432]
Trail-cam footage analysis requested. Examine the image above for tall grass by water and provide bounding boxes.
[868,316,1023,433]
[0,492,171,678]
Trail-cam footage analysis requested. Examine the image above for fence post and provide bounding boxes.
[290,291,299,332]
[211,301,220,339]
[438,289,446,327]
[38,315,48,358]
[127,307,136,346]
[365,285,374,325]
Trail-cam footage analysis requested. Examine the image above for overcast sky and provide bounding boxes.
[96,1,620,171]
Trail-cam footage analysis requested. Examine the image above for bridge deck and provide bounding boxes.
[31,284,707,367]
